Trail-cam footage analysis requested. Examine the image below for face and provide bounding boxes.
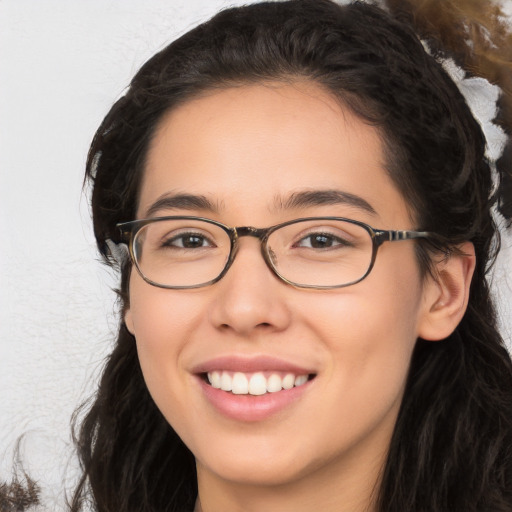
[125,82,434,495]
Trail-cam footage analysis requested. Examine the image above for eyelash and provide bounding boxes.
[161,232,216,249]
[293,231,354,250]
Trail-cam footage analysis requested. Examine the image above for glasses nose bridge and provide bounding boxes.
[229,225,275,275]
[234,226,269,240]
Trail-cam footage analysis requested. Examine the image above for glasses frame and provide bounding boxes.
[116,216,432,290]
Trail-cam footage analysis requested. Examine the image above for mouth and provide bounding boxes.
[201,371,316,396]
[194,357,317,421]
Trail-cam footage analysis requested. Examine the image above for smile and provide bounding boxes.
[207,371,310,395]
[194,356,317,421]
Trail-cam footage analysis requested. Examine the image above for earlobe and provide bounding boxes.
[418,242,476,341]
[124,308,135,335]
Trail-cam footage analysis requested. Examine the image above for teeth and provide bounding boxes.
[210,371,222,389]
[295,375,308,386]
[232,372,249,394]
[220,372,232,391]
[266,373,282,393]
[282,374,295,390]
[206,371,310,395]
[248,373,267,395]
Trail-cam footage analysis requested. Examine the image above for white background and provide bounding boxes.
[0,1,511,509]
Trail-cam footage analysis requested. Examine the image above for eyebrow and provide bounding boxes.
[143,189,377,218]
[274,189,377,216]
[144,193,221,218]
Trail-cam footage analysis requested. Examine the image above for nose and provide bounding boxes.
[208,238,292,337]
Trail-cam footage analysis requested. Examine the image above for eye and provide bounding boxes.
[162,231,216,249]
[295,232,352,249]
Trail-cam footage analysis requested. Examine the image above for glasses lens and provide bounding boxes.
[133,219,231,288]
[266,219,373,287]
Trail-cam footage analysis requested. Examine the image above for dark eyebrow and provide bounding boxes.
[144,193,221,218]
[274,189,377,216]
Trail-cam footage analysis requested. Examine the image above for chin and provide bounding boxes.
[199,454,313,488]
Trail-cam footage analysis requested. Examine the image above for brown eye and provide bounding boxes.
[295,233,351,249]
[162,232,215,249]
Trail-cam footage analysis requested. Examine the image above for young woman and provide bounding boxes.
[62,0,512,511]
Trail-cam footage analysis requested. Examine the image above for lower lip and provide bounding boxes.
[197,376,313,422]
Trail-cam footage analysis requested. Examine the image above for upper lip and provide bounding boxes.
[191,355,315,375]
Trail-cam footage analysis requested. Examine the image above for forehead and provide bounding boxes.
[139,82,411,226]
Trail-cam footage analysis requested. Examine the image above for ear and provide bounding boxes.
[417,242,476,341]
[124,307,135,336]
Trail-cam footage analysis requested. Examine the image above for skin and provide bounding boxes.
[124,82,474,512]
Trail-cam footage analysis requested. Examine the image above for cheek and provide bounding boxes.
[301,252,424,409]
[128,270,207,341]
[126,275,205,410]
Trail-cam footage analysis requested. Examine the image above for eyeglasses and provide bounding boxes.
[116,216,432,290]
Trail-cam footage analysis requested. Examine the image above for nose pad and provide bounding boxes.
[266,246,279,268]
[258,243,283,286]
[208,239,291,336]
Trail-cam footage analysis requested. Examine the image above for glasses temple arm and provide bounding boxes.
[374,229,433,246]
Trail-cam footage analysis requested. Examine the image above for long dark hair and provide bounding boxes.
[70,1,512,510]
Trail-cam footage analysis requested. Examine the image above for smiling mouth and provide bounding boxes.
[202,371,316,396]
